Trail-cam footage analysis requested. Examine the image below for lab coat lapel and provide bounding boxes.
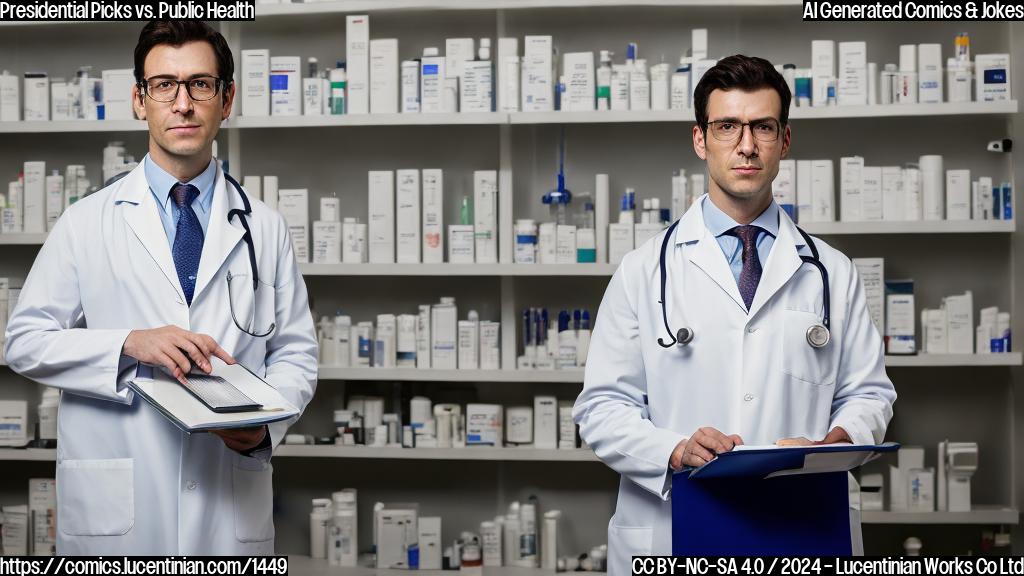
[677,199,747,314]
[746,208,804,319]
[118,164,186,303]
[193,166,245,303]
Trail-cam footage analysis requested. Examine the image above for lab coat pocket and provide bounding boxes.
[57,458,134,536]
[780,309,837,386]
[608,523,653,570]
[232,462,275,542]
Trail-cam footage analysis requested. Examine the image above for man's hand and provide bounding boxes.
[670,427,744,470]
[123,326,236,385]
[212,426,268,453]
[776,426,853,447]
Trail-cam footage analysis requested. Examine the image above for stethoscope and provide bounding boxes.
[655,218,831,350]
[223,173,276,338]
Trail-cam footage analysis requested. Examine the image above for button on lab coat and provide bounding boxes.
[4,162,318,555]
[573,197,895,573]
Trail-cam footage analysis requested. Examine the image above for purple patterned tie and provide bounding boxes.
[170,183,204,306]
[727,225,763,311]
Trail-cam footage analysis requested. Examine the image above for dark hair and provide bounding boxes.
[134,20,234,95]
[693,55,791,132]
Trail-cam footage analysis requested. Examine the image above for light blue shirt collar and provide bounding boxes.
[144,154,216,215]
[702,195,780,240]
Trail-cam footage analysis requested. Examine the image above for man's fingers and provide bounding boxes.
[155,352,188,386]
[686,443,715,464]
[696,429,733,454]
[174,336,209,373]
[729,434,745,446]
[162,344,193,377]
[210,342,236,365]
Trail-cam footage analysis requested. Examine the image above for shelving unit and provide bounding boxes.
[0,2,1020,561]
[285,556,561,576]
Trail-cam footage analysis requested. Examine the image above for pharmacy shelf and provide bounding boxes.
[0,120,147,133]
[256,0,799,16]
[0,448,55,462]
[885,353,1022,367]
[286,556,574,576]
[225,112,505,128]
[318,367,586,383]
[862,507,1020,525]
[276,445,599,462]
[299,263,617,276]
[801,220,1016,235]
[0,233,49,245]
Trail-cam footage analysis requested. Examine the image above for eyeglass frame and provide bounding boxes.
[138,74,229,103]
[703,117,786,143]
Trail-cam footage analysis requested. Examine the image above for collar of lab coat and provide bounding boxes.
[115,161,246,306]
[673,193,807,318]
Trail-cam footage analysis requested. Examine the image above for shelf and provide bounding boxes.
[885,353,1022,367]
[299,263,617,276]
[286,556,570,576]
[319,367,585,382]
[862,507,1019,525]
[800,220,1015,235]
[0,448,55,461]
[0,233,49,245]
[225,112,505,128]
[0,120,147,133]
[276,445,598,462]
[256,0,799,16]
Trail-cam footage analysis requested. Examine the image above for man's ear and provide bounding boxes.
[692,124,707,161]
[132,83,147,120]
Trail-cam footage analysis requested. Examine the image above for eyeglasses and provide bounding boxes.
[141,76,224,103]
[706,118,782,143]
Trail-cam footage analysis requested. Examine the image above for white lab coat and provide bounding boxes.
[574,196,895,573]
[4,162,318,555]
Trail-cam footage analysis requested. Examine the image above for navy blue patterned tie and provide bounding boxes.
[727,225,763,311]
[170,183,204,306]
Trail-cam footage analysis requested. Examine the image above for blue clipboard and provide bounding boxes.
[685,442,900,479]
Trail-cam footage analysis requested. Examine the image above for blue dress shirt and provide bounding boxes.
[701,195,780,285]
[144,154,217,248]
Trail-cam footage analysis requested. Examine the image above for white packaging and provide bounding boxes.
[480,321,500,370]
[22,161,45,234]
[917,43,943,104]
[692,29,708,60]
[908,468,935,512]
[629,62,650,111]
[860,473,884,512]
[514,219,538,264]
[0,401,27,446]
[533,396,558,449]
[23,73,49,121]
[538,222,557,264]
[396,169,421,263]
[420,49,446,113]
[303,75,323,116]
[840,156,864,222]
[449,224,475,263]
[376,505,418,569]
[944,291,974,354]
[368,170,395,263]
[920,155,944,221]
[811,40,836,107]
[370,39,399,114]
[563,52,595,112]
[947,58,972,103]
[650,63,671,111]
[1,71,19,121]
[670,66,691,110]
[796,160,813,222]
[394,314,417,368]
[312,221,342,264]
[375,314,397,368]
[558,404,576,449]
[330,508,358,567]
[334,314,352,368]
[319,196,339,222]
[474,170,498,263]
[242,49,270,116]
[497,38,520,113]
[346,15,370,114]
[634,223,663,248]
[945,169,971,220]
[837,41,867,106]
[608,223,634,265]
[977,177,994,220]
[542,510,560,571]
[881,166,905,221]
[278,188,309,263]
[50,81,69,121]
[416,306,432,369]
[342,218,366,263]
[521,36,554,112]
[506,406,533,444]
[811,160,835,222]
[458,318,480,369]
[461,60,494,113]
[4,180,22,234]
[867,62,878,105]
[898,45,918,104]
[481,521,502,567]
[556,225,577,264]
[691,60,717,103]
[886,292,916,354]
[418,517,442,570]
[270,56,301,116]
[263,175,279,211]
[44,171,63,231]
[924,308,948,354]
[466,403,502,446]
[861,166,883,221]
[772,160,796,219]
[610,66,629,111]
[975,54,1011,102]
[852,258,885,337]
[100,69,133,120]
[903,166,922,220]
[401,60,420,113]
[595,174,610,262]
[242,176,262,203]
[28,478,56,556]
[422,169,444,263]
[431,298,458,369]
[410,395,434,439]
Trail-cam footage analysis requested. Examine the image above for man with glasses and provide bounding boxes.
[575,55,895,568]
[4,21,317,554]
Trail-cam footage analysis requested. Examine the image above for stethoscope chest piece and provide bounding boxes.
[806,324,831,349]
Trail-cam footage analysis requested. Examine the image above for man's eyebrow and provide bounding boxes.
[708,116,777,124]
[144,73,218,80]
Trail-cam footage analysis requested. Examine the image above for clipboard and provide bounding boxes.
[683,442,900,480]
[127,357,299,433]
